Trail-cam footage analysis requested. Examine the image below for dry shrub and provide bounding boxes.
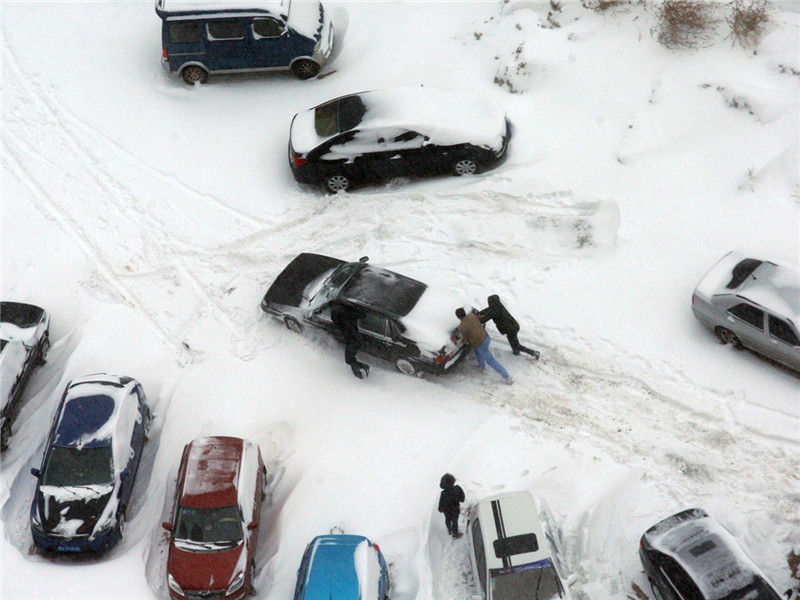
[655,0,717,48]
[727,0,771,48]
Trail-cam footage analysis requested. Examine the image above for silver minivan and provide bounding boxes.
[691,251,800,373]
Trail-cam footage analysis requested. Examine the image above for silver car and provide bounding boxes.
[691,251,800,373]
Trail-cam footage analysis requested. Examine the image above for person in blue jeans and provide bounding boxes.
[453,307,513,384]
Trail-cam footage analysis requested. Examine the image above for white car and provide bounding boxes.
[691,251,800,373]
[1,301,50,451]
[466,491,573,600]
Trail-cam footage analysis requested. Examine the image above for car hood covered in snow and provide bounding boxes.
[35,484,115,539]
[262,253,344,309]
[168,540,247,591]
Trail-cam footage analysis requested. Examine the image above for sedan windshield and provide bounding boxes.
[490,563,564,600]
[42,445,113,487]
[315,95,367,137]
[175,505,243,549]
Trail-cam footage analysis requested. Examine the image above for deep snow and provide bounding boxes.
[1,0,798,599]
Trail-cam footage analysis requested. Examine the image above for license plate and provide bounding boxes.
[59,545,81,552]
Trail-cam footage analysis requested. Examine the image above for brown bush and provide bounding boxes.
[727,0,771,48]
[655,0,718,48]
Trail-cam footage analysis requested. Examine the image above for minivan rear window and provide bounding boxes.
[169,22,201,43]
[315,95,367,137]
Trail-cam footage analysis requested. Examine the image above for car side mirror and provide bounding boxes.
[120,469,130,480]
[359,256,369,263]
[162,521,173,531]
[30,468,41,478]
[247,520,259,530]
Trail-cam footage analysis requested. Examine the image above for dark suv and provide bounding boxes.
[639,508,786,600]
[260,253,469,375]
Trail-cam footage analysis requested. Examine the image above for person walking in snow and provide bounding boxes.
[331,302,370,379]
[438,473,465,538]
[453,307,512,384]
[480,294,540,360]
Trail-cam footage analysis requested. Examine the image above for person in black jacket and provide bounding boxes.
[438,473,465,537]
[331,302,370,379]
[480,294,540,359]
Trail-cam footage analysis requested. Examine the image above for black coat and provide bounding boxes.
[438,484,465,514]
[331,303,366,343]
[480,294,519,335]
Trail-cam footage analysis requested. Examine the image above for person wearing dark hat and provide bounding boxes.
[480,294,540,359]
[438,473,465,538]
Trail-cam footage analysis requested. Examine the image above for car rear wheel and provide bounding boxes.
[181,65,208,85]
[35,335,50,366]
[291,59,320,80]
[0,419,11,452]
[395,358,417,376]
[322,173,351,194]
[715,327,743,349]
[452,157,478,176]
[285,317,303,333]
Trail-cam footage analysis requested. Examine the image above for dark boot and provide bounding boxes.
[357,361,370,377]
[526,349,540,360]
[351,364,364,379]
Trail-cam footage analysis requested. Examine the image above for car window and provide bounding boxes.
[293,546,312,600]
[659,557,699,600]
[359,312,389,338]
[727,303,764,330]
[169,21,201,43]
[471,519,487,594]
[207,19,245,41]
[768,315,800,346]
[493,533,539,558]
[252,17,284,38]
[315,95,367,137]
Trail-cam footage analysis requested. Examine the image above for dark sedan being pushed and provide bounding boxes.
[288,88,511,193]
[260,253,469,376]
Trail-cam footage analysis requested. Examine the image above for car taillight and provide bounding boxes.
[372,542,381,552]
[291,152,307,167]
[162,47,168,61]
[691,293,696,304]
[436,352,452,365]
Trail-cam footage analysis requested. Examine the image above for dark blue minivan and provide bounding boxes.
[155,0,334,84]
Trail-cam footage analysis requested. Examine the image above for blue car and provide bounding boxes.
[30,374,152,555]
[293,534,390,600]
[155,0,335,84]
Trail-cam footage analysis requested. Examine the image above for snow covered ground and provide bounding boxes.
[1,0,798,598]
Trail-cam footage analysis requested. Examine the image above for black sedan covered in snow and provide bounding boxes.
[260,253,470,375]
[1,301,50,451]
[639,508,786,600]
[30,374,152,555]
[288,88,511,193]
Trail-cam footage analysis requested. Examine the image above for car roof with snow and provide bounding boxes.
[154,0,323,39]
[54,375,138,449]
[0,301,47,344]
[179,436,260,510]
[290,88,507,154]
[643,508,770,600]
[695,251,800,322]
[472,491,554,571]
[301,535,382,600]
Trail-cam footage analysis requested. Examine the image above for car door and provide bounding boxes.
[372,129,429,179]
[766,314,800,368]
[470,518,489,599]
[325,130,394,183]
[249,16,290,67]
[307,303,341,339]
[725,302,766,352]
[205,18,250,70]
[356,310,395,361]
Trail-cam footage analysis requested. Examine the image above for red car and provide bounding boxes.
[163,436,267,600]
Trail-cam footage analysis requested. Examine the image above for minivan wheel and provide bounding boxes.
[181,65,208,85]
[395,358,417,376]
[715,327,743,349]
[453,157,478,176]
[285,317,303,333]
[322,174,350,194]
[291,59,321,80]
